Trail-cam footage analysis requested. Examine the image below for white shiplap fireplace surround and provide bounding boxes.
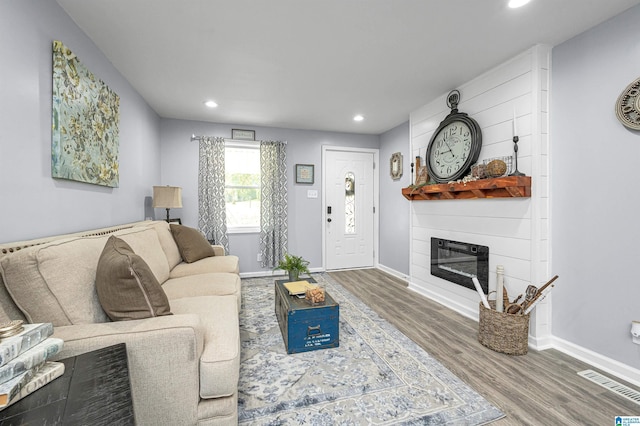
[409,45,551,349]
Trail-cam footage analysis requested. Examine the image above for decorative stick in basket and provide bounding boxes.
[523,287,552,315]
[521,275,559,312]
[521,275,558,314]
[536,275,559,296]
[472,276,490,309]
[523,281,557,315]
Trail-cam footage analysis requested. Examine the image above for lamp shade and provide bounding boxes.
[152,186,183,209]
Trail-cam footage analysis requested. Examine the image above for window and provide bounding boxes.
[345,172,355,234]
[225,143,260,232]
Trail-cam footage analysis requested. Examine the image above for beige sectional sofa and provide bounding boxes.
[0,220,241,425]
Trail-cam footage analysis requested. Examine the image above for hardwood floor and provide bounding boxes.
[328,269,640,426]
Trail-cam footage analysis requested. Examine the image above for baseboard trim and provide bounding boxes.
[239,271,282,279]
[239,267,325,279]
[376,264,410,282]
[527,335,554,351]
[551,336,640,388]
[407,281,478,321]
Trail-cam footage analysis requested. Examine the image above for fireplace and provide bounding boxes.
[431,238,489,294]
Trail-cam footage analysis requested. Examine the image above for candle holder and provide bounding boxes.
[509,135,525,177]
[410,162,414,185]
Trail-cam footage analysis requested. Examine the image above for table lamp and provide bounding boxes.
[152,186,182,222]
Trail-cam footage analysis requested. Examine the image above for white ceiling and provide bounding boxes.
[57,0,640,135]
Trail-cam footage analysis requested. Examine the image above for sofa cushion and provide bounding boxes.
[162,273,241,311]
[115,227,170,284]
[96,236,172,321]
[139,221,182,270]
[0,275,27,325]
[170,295,239,399]
[170,255,240,278]
[0,236,110,326]
[170,224,215,263]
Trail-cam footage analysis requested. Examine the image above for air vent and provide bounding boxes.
[578,369,640,405]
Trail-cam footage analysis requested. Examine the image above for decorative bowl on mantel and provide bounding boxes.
[484,156,512,178]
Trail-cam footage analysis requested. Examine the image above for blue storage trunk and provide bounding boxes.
[275,279,340,354]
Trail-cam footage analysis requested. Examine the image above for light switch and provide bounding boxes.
[307,190,318,199]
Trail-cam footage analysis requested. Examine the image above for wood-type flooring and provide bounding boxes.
[328,268,639,426]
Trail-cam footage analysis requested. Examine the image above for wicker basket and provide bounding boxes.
[478,301,530,355]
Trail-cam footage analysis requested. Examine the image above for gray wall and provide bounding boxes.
[159,119,380,275]
[551,4,640,368]
[378,122,410,277]
[0,0,161,243]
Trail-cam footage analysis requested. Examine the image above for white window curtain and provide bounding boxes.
[259,140,287,268]
[198,136,229,253]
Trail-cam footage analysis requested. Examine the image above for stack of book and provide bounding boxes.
[283,280,317,295]
[0,321,65,410]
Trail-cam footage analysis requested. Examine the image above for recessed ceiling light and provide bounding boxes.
[353,115,364,122]
[508,0,530,8]
[204,100,218,108]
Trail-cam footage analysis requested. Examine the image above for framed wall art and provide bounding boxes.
[295,164,314,184]
[231,129,256,141]
[51,40,120,187]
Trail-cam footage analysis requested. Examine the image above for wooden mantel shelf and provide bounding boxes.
[402,176,531,201]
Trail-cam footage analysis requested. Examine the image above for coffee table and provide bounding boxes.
[274,278,339,354]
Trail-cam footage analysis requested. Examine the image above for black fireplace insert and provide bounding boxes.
[431,238,489,294]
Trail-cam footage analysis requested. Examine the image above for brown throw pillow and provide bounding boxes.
[96,236,172,321]
[169,224,215,263]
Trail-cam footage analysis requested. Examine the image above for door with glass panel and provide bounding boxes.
[324,149,375,270]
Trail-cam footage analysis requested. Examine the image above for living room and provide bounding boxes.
[2,0,640,424]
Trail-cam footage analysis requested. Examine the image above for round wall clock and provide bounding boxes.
[425,90,482,183]
[615,77,640,130]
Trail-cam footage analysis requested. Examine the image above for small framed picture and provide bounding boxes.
[231,129,255,141]
[296,164,314,184]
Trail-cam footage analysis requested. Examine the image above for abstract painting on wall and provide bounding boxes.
[52,40,120,187]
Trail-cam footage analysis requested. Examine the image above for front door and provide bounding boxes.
[324,149,375,270]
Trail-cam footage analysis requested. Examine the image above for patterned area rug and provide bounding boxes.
[238,273,504,425]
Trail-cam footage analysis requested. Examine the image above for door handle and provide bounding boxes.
[327,206,332,214]
[327,218,332,223]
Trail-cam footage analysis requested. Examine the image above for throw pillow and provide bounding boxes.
[169,224,215,263]
[96,236,172,321]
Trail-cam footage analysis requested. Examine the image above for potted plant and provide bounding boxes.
[274,253,310,282]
